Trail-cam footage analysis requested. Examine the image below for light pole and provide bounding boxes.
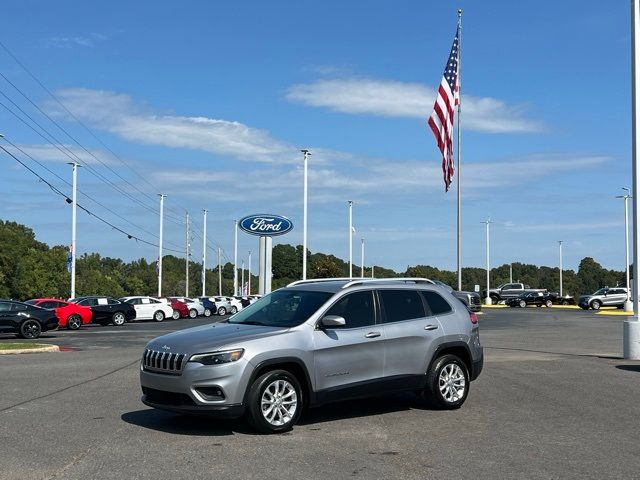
[301,149,310,280]
[157,194,165,297]
[67,162,80,299]
[348,200,353,279]
[558,241,563,297]
[361,237,365,278]
[248,251,252,295]
[241,259,245,295]
[626,0,640,359]
[217,247,222,296]
[233,220,238,296]
[509,263,513,283]
[617,188,633,311]
[482,218,493,305]
[185,212,190,297]
[202,209,207,297]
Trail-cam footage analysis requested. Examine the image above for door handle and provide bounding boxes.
[424,324,438,331]
[365,331,381,338]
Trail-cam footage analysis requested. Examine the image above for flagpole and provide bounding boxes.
[456,8,463,292]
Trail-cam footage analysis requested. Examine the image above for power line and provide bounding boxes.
[0,143,184,254]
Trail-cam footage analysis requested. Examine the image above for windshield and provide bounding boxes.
[593,288,607,295]
[228,289,333,328]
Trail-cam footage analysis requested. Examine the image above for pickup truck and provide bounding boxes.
[485,283,546,304]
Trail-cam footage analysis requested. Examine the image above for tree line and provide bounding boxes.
[0,219,627,300]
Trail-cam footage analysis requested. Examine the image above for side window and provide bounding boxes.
[141,298,150,304]
[12,303,28,312]
[105,298,118,305]
[421,291,453,316]
[79,298,95,306]
[325,291,376,328]
[0,302,12,312]
[379,290,426,323]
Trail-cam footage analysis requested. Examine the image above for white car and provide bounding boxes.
[209,296,232,315]
[169,297,205,318]
[119,296,174,322]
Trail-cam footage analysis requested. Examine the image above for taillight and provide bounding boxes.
[469,312,478,324]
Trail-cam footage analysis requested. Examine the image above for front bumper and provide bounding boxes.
[141,388,245,418]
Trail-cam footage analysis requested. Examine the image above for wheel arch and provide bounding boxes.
[243,357,313,407]
[428,342,472,378]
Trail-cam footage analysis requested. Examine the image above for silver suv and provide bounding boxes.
[578,287,629,310]
[139,278,483,433]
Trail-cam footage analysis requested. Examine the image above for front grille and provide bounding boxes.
[142,387,196,406]
[142,349,186,374]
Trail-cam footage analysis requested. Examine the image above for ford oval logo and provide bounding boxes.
[239,214,293,237]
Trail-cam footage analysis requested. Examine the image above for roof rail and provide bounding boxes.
[340,277,436,289]
[286,278,354,288]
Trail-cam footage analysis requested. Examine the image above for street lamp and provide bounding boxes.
[348,201,354,279]
[616,188,633,311]
[482,218,493,305]
[301,149,310,280]
[558,241,563,297]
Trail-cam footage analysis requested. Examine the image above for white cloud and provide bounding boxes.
[4,143,118,166]
[50,88,300,164]
[504,220,622,232]
[45,33,105,48]
[286,77,543,134]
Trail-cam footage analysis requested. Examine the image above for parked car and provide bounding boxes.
[431,281,482,312]
[168,297,205,318]
[210,296,233,316]
[160,298,189,319]
[506,291,554,308]
[548,292,576,305]
[578,287,629,310]
[25,298,93,330]
[120,296,174,322]
[0,300,60,339]
[197,297,217,317]
[484,283,546,304]
[227,296,244,314]
[248,295,262,304]
[140,277,483,433]
[69,296,136,326]
[234,296,252,309]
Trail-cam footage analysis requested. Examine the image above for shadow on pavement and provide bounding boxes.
[615,364,640,373]
[121,409,245,436]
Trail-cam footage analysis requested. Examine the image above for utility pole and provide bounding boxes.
[371,265,375,278]
[157,194,165,297]
[67,162,80,299]
[185,212,190,297]
[248,251,252,295]
[202,209,207,297]
[361,237,365,278]
[233,220,238,296]
[348,200,353,279]
[509,263,513,284]
[558,241,563,297]
[482,218,493,305]
[217,247,222,296]
[617,188,633,311]
[241,259,245,295]
[301,149,310,280]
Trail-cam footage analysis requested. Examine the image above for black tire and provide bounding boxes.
[545,300,553,308]
[67,314,82,330]
[112,312,126,326]
[579,305,589,310]
[245,369,303,434]
[217,307,226,316]
[590,300,602,311]
[536,304,542,308]
[172,309,180,320]
[519,300,526,308]
[230,306,238,314]
[424,354,469,410]
[204,308,212,317]
[153,310,165,322]
[19,319,41,339]
[490,296,500,305]
[189,309,197,319]
[561,300,569,306]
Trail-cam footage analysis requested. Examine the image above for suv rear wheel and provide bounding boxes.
[424,354,469,409]
[245,369,302,434]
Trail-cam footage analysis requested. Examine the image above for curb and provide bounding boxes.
[595,310,634,317]
[0,345,60,355]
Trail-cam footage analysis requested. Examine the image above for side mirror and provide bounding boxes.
[320,315,346,328]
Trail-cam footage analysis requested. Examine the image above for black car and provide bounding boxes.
[0,300,59,339]
[197,297,217,317]
[69,296,136,326]
[507,291,554,308]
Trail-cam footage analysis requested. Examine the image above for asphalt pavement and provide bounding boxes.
[1,309,640,480]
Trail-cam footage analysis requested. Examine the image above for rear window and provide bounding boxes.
[379,290,426,323]
[421,291,453,315]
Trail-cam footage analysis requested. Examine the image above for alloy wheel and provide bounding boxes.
[260,379,298,427]
[67,315,82,330]
[438,363,466,404]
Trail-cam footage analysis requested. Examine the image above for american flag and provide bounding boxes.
[428,25,460,192]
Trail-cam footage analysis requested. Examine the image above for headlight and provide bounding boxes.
[188,349,244,365]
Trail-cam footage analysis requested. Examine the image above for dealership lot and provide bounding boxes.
[1,310,640,480]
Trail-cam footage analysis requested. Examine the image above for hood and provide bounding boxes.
[146,322,289,354]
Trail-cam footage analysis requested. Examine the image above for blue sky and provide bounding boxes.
[0,0,632,274]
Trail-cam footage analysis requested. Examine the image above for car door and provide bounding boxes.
[313,290,385,394]
[138,298,154,319]
[78,298,102,320]
[607,289,627,305]
[378,289,442,379]
[0,301,17,332]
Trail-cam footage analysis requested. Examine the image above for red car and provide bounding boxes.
[25,298,93,330]
[160,298,189,319]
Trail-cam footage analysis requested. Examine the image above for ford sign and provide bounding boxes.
[239,214,293,237]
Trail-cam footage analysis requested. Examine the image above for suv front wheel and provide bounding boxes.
[424,354,469,409]
[245,369,302,434]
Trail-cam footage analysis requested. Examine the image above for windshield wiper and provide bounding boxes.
[230,320,269,326]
